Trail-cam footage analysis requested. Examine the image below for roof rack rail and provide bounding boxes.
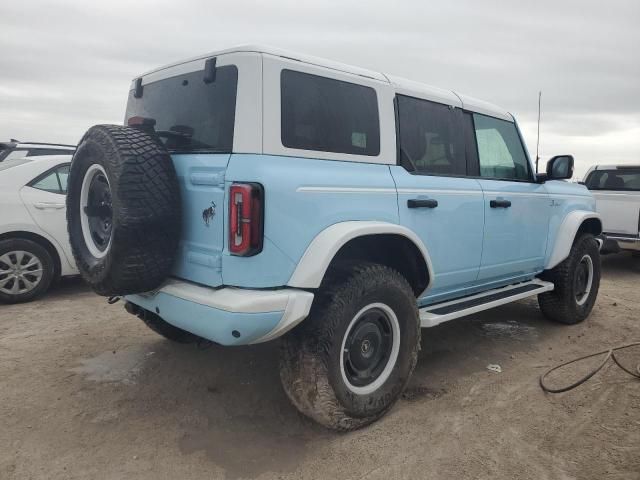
[18,142,76,148]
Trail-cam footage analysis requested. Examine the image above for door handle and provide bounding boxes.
[34,202,65,210]
[408,198,438,209]
[490,199,512,208]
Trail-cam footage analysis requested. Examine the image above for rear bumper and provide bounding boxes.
[125,279,314,346]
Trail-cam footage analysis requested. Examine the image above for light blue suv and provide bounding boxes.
[67,46,602,430]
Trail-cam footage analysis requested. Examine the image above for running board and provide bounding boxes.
[419,279,554,328]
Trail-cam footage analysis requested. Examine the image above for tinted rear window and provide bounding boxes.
[281,70,380,156]
[125,65,238,153]
[585,168,640,191]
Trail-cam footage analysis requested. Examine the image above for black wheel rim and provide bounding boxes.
[84,172,113,252]
[343,307,394,388]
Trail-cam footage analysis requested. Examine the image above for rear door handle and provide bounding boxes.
[408,198,438,209]
[490,199,512,208]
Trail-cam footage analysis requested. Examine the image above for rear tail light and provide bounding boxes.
[229,183,264,256]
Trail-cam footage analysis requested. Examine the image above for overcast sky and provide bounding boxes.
[2,0,638,177]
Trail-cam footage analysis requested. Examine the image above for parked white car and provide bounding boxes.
[584,164,640,253]
[0,155,78,303]
[0,140,75,162]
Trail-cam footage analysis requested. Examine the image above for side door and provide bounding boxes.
[390,95,485,304]
[470,113,551,283]
[19,164,75,268]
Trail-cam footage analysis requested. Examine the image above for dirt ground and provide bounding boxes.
[1,254,639,480]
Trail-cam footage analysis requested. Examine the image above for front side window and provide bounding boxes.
[30,165,70,194]
[474,114,530,181]
[585,168,640,191]
[397,95,466,176]
[125,65,238,153]
[281,70,380,156]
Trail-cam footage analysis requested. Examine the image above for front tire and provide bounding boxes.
[538,233,601,324]
[0,239,55,304]
[280,262,420,431]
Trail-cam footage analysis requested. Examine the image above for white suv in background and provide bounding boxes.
[0,156,78,303]
[584,164,640,253]
[0,140,76,162]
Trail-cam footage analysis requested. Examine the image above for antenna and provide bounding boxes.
[535,91,542,174]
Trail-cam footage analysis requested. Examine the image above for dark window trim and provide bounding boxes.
[280,69,381,157]
[27,163,71,195]
[464,111,480,177]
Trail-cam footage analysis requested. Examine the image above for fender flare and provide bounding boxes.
[545,211,602,270]
[287,221,434,290]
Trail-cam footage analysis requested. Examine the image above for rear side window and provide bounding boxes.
[473,114,530,181]
[281,70,380,156]
[396,95,466,176]
[585,168,640,191]
[125,65,238,153]
[30,165,70,194]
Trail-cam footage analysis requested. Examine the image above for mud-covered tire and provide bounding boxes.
[66,125,181,296]
[0,239,56,304]
[280,262,420,431]
[538,233,601,324]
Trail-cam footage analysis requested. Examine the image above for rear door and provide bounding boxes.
[470,113,550,283]
[19,164,75,266]
[390,95,485,304]
[124,52,261,288]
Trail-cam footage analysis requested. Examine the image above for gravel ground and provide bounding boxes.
[1,253,639,480]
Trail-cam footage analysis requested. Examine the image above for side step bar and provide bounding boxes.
[419,279,554,328]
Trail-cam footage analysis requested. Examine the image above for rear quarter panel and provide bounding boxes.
[222,154,399,288]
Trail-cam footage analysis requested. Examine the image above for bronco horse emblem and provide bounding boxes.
[202,201,216,227]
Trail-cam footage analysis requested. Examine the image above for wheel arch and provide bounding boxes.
[287,221,433,297]
[545,211,602,270]
[0,230,62,279]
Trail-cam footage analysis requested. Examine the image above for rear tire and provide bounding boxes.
[0,239,55,304]
[280,262,420,431]
[538,233,601,324]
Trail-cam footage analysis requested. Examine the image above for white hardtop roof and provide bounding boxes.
[137,44,512,121]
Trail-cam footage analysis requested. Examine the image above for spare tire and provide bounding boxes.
[66,125,181,296]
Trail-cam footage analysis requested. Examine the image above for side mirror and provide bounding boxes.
[544,155,574,181]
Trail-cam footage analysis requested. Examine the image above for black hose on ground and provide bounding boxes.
[540,342,640,393]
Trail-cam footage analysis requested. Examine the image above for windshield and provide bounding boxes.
[585,168,640,191]
[124,65,238,154]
